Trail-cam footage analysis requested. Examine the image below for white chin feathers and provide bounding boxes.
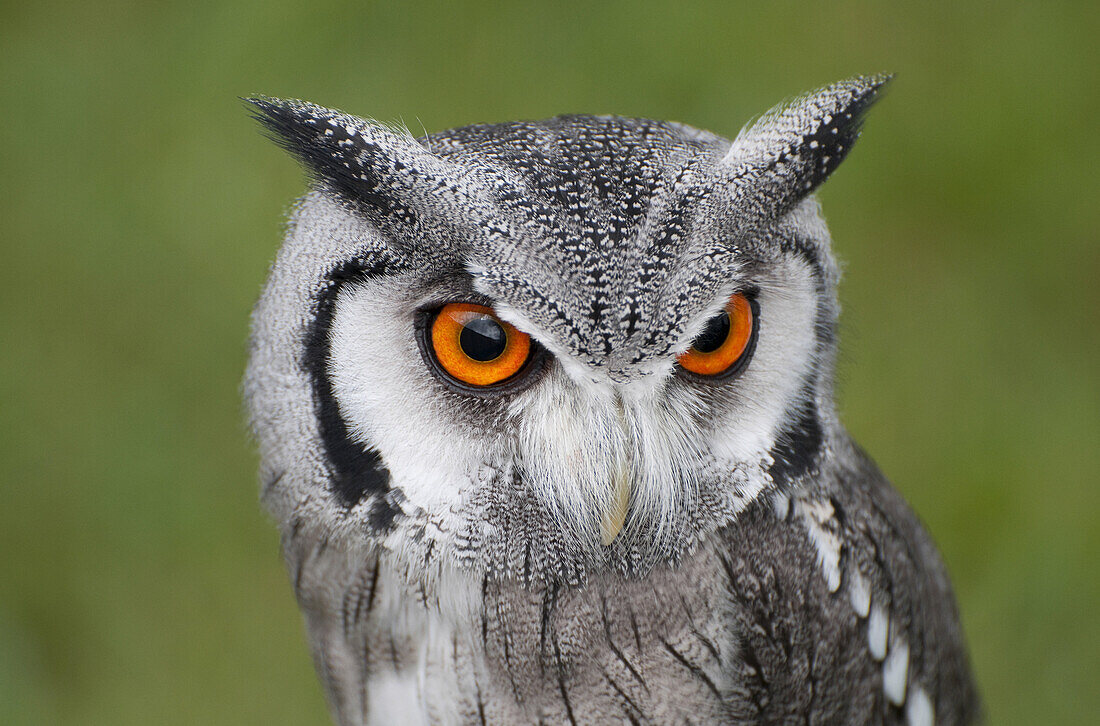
[512,374,707,551]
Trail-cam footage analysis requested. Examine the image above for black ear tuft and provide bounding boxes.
[245,96,362,181]
[795,75,892,193]
[723,74,893,214]
[245,96,439,221]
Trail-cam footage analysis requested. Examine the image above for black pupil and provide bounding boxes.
[693,311,730,354]
[460,317,508,362]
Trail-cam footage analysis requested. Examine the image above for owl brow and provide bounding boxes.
[411,272,496,310]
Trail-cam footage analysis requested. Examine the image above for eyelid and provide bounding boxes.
[414,292,496,314]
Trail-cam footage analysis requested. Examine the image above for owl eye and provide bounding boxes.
[425,303,536,388]
[677,293,757,379]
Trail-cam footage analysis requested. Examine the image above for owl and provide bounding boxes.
[245,75,979,725]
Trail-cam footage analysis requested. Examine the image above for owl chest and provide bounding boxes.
[355,552,738,726]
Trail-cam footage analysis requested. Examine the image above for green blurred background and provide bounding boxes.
[2,1,1097,723]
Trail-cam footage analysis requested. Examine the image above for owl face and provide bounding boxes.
[246,77,888,584]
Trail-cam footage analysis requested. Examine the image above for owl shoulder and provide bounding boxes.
[711,437,981,724]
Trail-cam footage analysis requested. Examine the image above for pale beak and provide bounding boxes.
[600,395,632,545]
[600,455,631,545]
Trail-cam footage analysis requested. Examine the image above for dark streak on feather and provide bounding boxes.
[600,597,649,691]
[539,581,560,660]
[600,665,645,723]
[475,682,487,726]
[659,636,724,701]
[554,643,579,726]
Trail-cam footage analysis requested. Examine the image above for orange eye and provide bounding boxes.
[428,303,533,387]
[677,293,756,378]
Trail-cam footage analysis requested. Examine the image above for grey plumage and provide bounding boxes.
[245,75,979,725]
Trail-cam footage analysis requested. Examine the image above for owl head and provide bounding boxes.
[245,76,890,587]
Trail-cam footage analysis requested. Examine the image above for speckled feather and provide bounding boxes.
[244,75,979,725]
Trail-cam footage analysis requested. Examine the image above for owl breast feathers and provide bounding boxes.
[244,75,979,725]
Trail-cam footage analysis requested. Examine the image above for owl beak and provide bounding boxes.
[600,396,632,545]
[600,456,631,545]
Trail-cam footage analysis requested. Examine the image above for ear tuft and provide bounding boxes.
[245,96,443,221]
[723,74,892,213]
